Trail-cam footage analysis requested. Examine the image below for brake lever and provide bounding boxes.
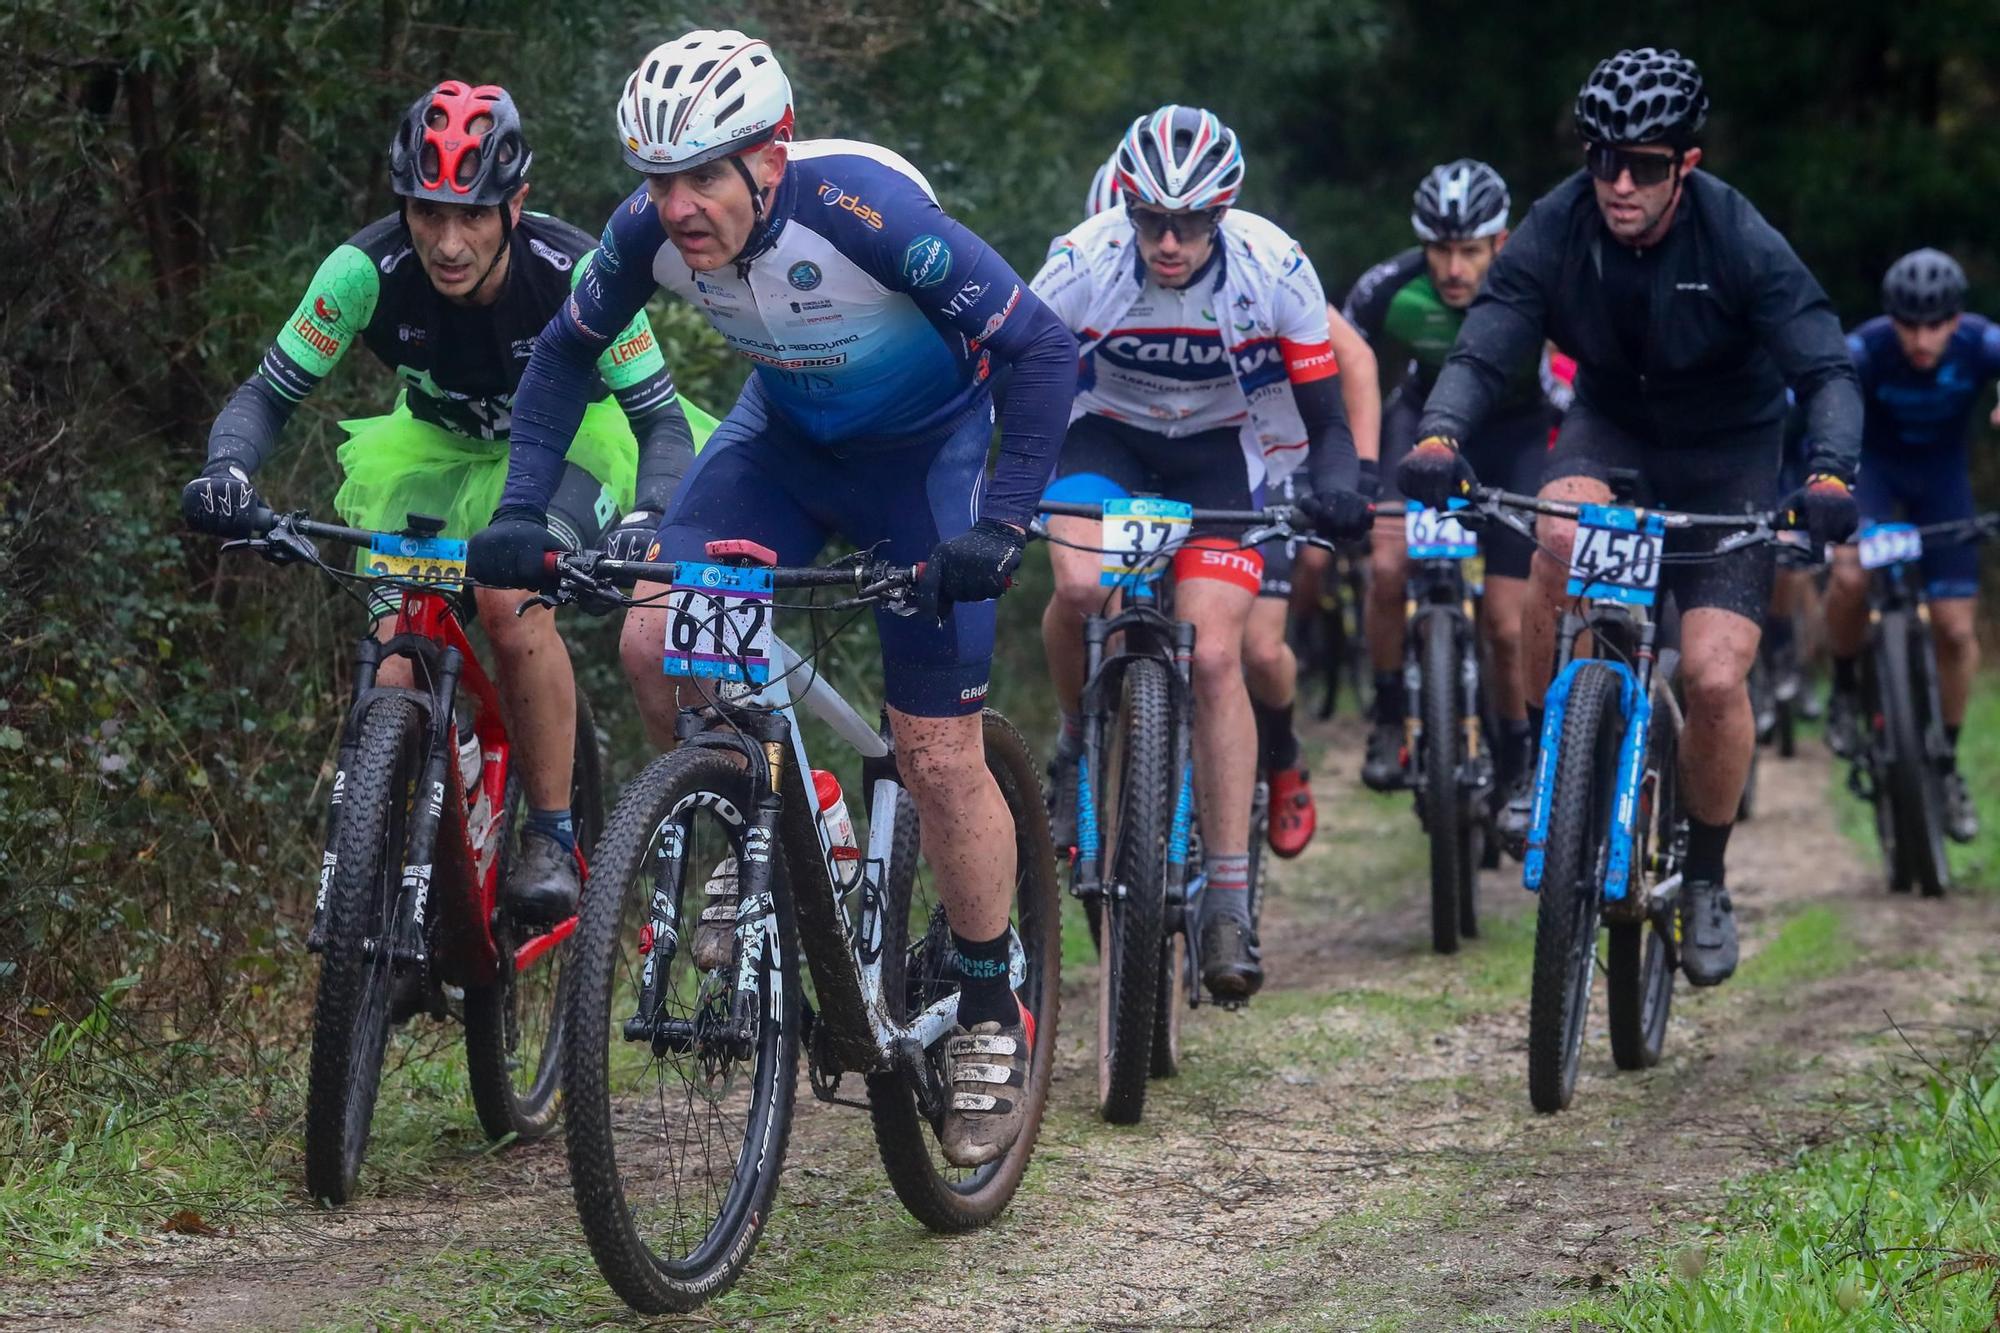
[514,590,566,617]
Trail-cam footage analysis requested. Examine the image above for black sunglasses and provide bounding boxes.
[1128,207,1223,242]
[1585,144,1681,187]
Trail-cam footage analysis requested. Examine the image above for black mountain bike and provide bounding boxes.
[1038,498,1306,1124]
[1842,515,1998,896]
[543,541,1059,1313]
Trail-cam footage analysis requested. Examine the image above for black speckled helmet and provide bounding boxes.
[1574,48,1708,148]
[1882,248,1968,324]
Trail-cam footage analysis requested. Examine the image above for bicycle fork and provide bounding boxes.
[309,635,385,954]
[377,646,463,986]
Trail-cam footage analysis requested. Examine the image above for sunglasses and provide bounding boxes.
[1128,207,1222,242]
[1584,144,1681,187]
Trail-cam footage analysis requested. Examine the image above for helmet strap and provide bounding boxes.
[727,152,775,280]
[462,192,518,304]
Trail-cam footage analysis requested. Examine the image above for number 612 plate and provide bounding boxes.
[662,562,774,685]
[1565,504,1666,606]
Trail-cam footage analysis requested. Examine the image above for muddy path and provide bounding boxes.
[13,726,2000,1332]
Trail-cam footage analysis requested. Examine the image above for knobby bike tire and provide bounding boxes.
[1421,612,1467,956]
[465,684,605,1143]
[1608,682,1678,1071]
[304,694,424,1204]
[1882,617,1949,897]
[1097,658,1171,1124]
[869,710,1062,1231]
[1527,662,1621,1114]
[561,748,799,1314]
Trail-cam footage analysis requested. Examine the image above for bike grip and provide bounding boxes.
[542,550,563,574]
[249,505,277,534]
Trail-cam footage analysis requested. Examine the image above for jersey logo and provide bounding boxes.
[595,227,621,274]
[815,180,885,230]
[1233,338,1287,394]
[788,261,823,291]
[380,245,413,274]
[529,238,573,271]
[1097,329,1233,382]
[943,279,990,317]
[902,235,952,289]
[610,328,656,365]
[313,295,341,325]
[969,285,1020,351]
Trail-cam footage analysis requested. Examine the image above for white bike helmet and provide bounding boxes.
[618,30,794,173]
[1113,105,1244,212]
[1085,153,1122,216]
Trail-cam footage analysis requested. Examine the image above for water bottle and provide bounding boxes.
[813,769,862,888]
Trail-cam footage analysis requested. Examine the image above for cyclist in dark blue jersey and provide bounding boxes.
[468,30,1076,1168]
[1824,249,2000,840]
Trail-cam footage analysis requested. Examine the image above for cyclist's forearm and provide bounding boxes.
[1327,307,1380,462]
[1418,303,1540,442]
[498,314,603,517]
[1797,372,1864,480]
[984,305,1079,529]
[1297,374,1359,493]
[204,373,299,475]
[620,380,696,515]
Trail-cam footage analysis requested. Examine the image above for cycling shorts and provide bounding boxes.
[1855,446,1981,600]
[1380,388,1543,580]
[1544,400,1779,621]
[652,375,998,718]
[1042,413,1262,530]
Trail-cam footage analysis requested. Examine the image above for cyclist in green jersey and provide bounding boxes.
[1343,160,1547,824]
[181,81,716,922]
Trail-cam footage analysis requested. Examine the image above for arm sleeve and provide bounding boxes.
[849,175,1078,529]
[1270,247,1357,492]
[1742,214,1862,478]
[579,249,694,514]
[206,244,378,474]
[1977,320,2000,380]
[1417,219,1552,442]
[1339,252,1407,345]
[498,190,667,517]
[1327,303,1381,464]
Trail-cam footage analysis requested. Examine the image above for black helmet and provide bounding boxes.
[1882,248,1967,324]
[1574,48,1708,148]
[389,81,531,207]
[1412,159,1510,242]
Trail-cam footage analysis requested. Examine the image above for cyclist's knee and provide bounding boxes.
[1934,611,1979,660]
[1681,647,1751,715]
[894,715,989,805]
[1191,630,1245,693]
[1827,554,1867,600]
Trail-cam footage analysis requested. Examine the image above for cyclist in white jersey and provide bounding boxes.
[1033,106,1375,999]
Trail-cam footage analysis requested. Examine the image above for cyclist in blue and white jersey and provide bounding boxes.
[1824,248,2000,840]
[1033,106,1374,1000]
[468,30,1077,1167]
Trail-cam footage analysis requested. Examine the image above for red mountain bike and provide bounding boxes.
[227,509,601,1203]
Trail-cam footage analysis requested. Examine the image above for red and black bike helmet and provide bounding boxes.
[389,81,532,206]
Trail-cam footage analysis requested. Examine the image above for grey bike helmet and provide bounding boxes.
[1882,248,1967,324]
[1411,159,1510,242]
[1573,48,1708,147]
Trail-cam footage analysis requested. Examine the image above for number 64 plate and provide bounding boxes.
[1566,504,1665,606]
[662,562,774,685]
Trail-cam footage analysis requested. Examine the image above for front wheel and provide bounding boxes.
[1880,621,1949,897]
[1527,662,1621,1114]
[869,711,1062,1231]
[561,748,799,1314]
[304,695,425,1204]
[1419,612,1472,955]
[1093,660,1171,1124]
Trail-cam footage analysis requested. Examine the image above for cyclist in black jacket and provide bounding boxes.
[1401,48,1862,988]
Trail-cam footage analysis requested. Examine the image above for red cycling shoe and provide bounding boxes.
[1267,765,1317,858]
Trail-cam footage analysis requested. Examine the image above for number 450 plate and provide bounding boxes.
[1566,504,1666,606]
[662,562,774,685]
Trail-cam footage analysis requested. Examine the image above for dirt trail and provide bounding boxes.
[14,728,2000,1331]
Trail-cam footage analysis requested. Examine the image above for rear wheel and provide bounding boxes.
[561,748,799,1314]
[1095,661,1170,1123]
[304,695,424,1204]
[869,711,1061,1231]
[1420,613,1471,955]
[1527,663,1621,1114]
[465,685,604,1142]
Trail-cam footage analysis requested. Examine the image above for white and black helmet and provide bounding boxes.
[1574,48,1708,147]
[1411,159,1509,242]
[1882,248,1968,324]
[618,30,794,173]
[1114,105,1244,212]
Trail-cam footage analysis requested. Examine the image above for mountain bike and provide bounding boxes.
[226,508,599,1203]
[1037,498,1307,1124]
[542,541,1059,1313]
[1841,514,1998,896]
[1471,487,1800,1114]
[1397,500,1495,955]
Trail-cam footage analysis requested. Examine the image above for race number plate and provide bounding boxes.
[1405,500,1478,560]
[1856,522,1923,571]
[662,562,774,685]
[1099,498,1194,586]
[367,533,467,587]
[1566,504,1665,606]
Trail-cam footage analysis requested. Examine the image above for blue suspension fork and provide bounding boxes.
[1165,615,1199,922]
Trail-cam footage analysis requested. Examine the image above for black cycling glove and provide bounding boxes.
[1780,473,1860,549]
[467,506,566,590]
[601,509,662,563]
[1396,436,1477,511]
[180,462,263,538]
[1297,488,1374,542]
[925,518,1025,604]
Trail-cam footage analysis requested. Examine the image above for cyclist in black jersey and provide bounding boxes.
[1401,49,1863,987]
[182,82,713,922]
[1343,160,1545,820]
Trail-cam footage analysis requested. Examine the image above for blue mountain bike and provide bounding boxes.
[1471,485,1801,1113]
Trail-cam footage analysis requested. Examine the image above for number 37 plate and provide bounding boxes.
[1566,504,1666,606]
[662,562,774,685]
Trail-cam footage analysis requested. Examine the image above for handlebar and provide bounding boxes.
[1034,499,1300,527]
[1467,487,1782,531]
